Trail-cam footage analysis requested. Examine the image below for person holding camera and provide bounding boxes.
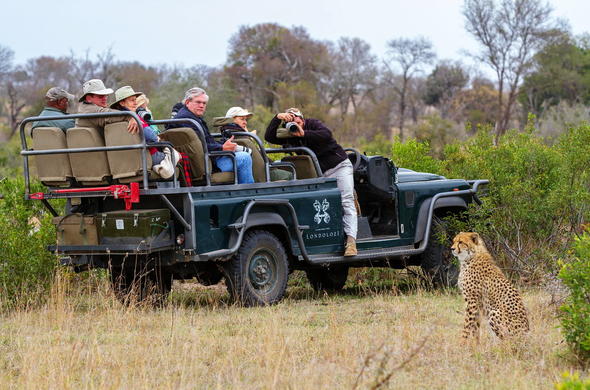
[111,86,180,179]
[265,108,357,256]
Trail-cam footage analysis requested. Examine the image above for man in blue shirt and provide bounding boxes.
[31,87,75,134]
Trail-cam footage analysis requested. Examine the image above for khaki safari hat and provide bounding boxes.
[46,87,74,101]
[79,79,114,101]
[225,106,253,118]
[110,86,143,108]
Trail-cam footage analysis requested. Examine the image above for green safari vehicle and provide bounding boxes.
[20,112,487,306]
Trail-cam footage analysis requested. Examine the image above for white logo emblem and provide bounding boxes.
[313,199,331,224]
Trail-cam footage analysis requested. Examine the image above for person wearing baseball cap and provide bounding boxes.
[75,79,139,136]
[31,87,76,133]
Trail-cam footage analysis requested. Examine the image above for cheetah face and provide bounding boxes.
[451,232,480,262]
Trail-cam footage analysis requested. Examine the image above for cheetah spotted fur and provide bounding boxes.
[451,232,529,340]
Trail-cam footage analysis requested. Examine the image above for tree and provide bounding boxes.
[324,37,378,119]
[463,0,555,140]
[423,61,469,119]
[385,37,436,140]
[225,23,331,109]
[519,32,590,118]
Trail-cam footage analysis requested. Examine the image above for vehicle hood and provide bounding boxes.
[396,168,445,183]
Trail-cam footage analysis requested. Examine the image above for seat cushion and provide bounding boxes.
[67,127,111,185]
[31,127,73,186]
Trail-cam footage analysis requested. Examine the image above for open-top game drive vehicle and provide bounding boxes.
[20,112,487,306]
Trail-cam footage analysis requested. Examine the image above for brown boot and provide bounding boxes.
[344,235,357,257]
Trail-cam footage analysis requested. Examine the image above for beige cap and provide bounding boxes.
[225,106,253,118]
[110,86,143,108]
[79,79,114,101]
[46,87,74,101]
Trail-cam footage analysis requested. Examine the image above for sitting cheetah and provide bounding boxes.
[451,232,529,340]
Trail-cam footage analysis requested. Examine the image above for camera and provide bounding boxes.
[286,121,299,133]
[136,107,152,121]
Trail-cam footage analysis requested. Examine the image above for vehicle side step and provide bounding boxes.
[303,245,416,264]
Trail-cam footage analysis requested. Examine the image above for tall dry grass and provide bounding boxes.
[0,270,582,389]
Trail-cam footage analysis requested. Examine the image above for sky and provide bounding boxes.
[1,0,588,73]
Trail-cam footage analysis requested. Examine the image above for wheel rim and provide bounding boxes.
[248,249,277,293]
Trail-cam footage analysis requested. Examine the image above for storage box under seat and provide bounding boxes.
[52,214,99,246]
[98,209,172,245]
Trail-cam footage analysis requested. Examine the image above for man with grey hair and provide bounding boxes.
[168,87,254,184]
[31,87,76,133]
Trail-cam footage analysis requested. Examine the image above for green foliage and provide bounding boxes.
[358,134,393,157]
[555,372,590,390]
[0,135,22,178]
[559,234,590,363]
[392,137,443,174]
[0,177,58,310]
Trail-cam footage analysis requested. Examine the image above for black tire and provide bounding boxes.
[305,265,349,292]
[224,230,289,307]
[109,255,172,306]
[419,216,459,288]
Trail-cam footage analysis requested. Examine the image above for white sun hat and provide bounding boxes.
[225,106,253,118]
[79,79,114,101]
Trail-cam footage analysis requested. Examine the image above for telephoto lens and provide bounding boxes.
[286,122,299,133]
[136,107,152,121]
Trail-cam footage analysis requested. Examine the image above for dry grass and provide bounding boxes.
[0,270,583,389]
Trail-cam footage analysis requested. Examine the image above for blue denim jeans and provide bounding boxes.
[216,152,255,184]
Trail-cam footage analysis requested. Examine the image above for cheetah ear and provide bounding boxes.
[469,232,480,245]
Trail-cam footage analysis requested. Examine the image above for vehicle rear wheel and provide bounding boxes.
[305,265,349,292]
[419,216,458,288]
[109,255,172,306]
[224,230,289,307]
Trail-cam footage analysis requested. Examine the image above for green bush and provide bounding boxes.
[554,372,590,390]
[391,137,443,174]
[0,177,58,310]
[559,233,590,363]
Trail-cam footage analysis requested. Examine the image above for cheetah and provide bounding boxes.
[451,232,529,340]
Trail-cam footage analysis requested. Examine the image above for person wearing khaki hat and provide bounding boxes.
[110,86,181,179]
[265,108,358,256]
[31,87,76,133]
[75,79,139,136]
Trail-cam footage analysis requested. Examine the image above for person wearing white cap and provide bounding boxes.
[75,79,139,136]
[220,107,292,181]
[31,87,76,133]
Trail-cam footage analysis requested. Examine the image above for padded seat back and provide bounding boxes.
[66,127,111,185]
[281,155,319,179]
[104,122,153,181]
[31,127,73,186]
[235,137,266,182]
[159,128,205,181]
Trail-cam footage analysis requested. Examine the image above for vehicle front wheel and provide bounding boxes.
[419,216,459,288]
[305,265,349,292]
[224,230,289,306]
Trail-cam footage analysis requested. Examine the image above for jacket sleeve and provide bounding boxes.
[303,119,334,143]
[264,116,285,145]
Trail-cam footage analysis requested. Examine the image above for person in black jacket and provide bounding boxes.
[167,88,254,184]
[265,108,357,256]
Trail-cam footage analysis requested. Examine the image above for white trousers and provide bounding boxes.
[323,159,357,239]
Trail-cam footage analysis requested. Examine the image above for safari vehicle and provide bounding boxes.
[20,112,487,306]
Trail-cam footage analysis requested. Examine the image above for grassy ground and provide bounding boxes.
[0,270,584,389]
